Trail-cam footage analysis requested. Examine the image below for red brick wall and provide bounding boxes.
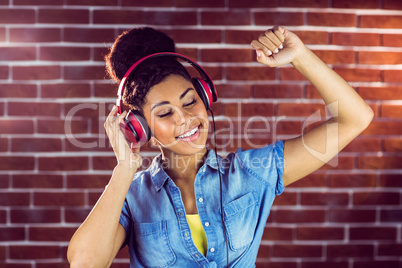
[1,0,401,267]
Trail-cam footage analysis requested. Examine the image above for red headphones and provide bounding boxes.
[116,52,218,146]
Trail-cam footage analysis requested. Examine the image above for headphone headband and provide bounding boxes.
[116,52,217,114]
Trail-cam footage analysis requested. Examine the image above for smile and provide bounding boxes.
[177,125,201,140]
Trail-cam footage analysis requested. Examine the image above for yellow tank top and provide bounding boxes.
[186,214,208,256]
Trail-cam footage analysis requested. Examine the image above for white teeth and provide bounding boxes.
[178,126,198,138]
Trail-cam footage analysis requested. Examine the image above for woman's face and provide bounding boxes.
[142,74,209,156]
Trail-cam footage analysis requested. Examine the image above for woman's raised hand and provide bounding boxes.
[250,26,306,67]
[104,105,143,173]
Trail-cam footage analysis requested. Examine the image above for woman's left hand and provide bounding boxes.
[250,26,306,67]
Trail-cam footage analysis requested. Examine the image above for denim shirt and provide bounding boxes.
[119,140,285,268]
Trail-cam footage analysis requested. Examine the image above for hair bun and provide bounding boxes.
[105,27,176,82]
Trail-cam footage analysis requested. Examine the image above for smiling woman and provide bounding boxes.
[66,26,373,268]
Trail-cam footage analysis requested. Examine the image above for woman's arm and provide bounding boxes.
[67,106,142,267]
[251,27,374,186]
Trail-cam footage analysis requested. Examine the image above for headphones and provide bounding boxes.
[116,52,218,146]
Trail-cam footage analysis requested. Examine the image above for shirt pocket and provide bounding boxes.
[223,191,259,251]
[133,220,176,268]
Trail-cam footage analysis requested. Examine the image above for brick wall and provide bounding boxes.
[0,0,401,267]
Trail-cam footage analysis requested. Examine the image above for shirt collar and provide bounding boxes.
[149,148,225,192]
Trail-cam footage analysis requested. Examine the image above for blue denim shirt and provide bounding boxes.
[119,140,285,268]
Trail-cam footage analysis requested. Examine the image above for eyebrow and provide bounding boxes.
[150,88,194,112]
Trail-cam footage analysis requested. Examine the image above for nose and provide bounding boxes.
[176,107,192,126]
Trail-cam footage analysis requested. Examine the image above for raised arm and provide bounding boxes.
[251,26,373,186]
[67,106,142,267]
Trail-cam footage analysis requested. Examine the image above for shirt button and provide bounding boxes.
[198,198,204,202]
[210,248,215,252]
[204,222,210,227]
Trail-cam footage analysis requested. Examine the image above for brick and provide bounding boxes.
[308,12,357,27]
[121,0,173,7]
[11,138,62,152]
[0,46,36,61]
[38,156,89,171]
[229,0,278,8]
[41,83,91,98]
[64,65,106,80]
[0,9,35,24]
[359,86,402,100]
[36,263,72,268]
[94,83,116,98]
[277,103,326,117]
[0,65,8,79]
[332,0,380,8]
[293,31,329,45]
[383,34,402,47]
[202,49,252,63]
[252,84,303,99]
[327,244,374,258]
[287,173,327,188]
[333,68,381,82]
[281,0,328,7]
[384,0,402,10]
[145,11,197,25]
[0,192,30,206]
[362,121,402,135]
[13,65,61,80]
[378,243,402,256]
[358,156,402,169]
[15,0,62,4]
[297,227,344,240]
[176,0,224,7]
[92,155,116,170]
[13,174,63,189]
[273,192,297,205]
[8,102,61,117]
[10,245,60,260]
[224,103,274,117]
[343,138,381,152]
[332,32,380,46]
[384,69,402,82]
[64,208,91,223]
[67,174,109,189]
[358,51,402,65]
[301,192,348,206]
[10,28,61,42]
[0,84,37,98]
[40,46,90,61]
[261,227,293,241]
[93,10,144,24]
[254,12,304,26]
[381,209,402,222]
[301,261,349,268]
[64,27,116,43]
[276,209,326,223]
[350,227,397,240]
[0,27,4,42]
[66,0,118,5]
[361,15,402,28]
[29,227,76,242]
[329,209,375,223]
[354,261,399,268]
[381,103,402,118]
[170,29,222,44]
[38,119,88,134]
[0,227,25,241]
[0,175,8,188]
[64,102,108,118]
[225,30,262,45]
[273,244,322,258]
[201,11,250,25]
[38,9,89,24]
[226,66,276,81]
[34,192,85,206]
[216,84,250,99]
[0,119,34,134]
[0,156,34,171]
[280,67,307,81]
[256,245,272,259]
[354,191,400,205]
[11,208,61,223]
[384,138,402,152]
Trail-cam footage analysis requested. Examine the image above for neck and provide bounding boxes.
[161,147,208,182]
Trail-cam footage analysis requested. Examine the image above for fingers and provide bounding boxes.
[250,26,285,57]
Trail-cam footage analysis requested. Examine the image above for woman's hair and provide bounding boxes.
[105,27,191,113]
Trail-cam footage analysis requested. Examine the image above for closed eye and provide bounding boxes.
[184,99,197,107]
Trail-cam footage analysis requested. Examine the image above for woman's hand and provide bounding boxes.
[104,105,143,173]
[250,26,306,67]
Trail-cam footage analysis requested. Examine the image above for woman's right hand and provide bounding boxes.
[104,105,143,173]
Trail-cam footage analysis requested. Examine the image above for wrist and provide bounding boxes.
[291,45,312,68]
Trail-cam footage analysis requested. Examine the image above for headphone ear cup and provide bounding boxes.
[191,77,213,110]
[119,110,151,145]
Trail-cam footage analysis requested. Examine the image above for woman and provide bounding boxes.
[67,26,373,267]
